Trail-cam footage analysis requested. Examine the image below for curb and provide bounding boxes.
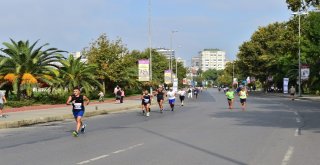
[0,104,140,129]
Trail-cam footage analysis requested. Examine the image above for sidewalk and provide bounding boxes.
[251,91,320,101]
[0,96,143,129]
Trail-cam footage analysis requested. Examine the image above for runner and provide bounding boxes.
[238,87,248,111]
[141,90,152,116]
[187,87,193,99]
[155,86,165,113]
[141,90,146,115]
[194,87,199,99]
[225,88,235,110]
[66,88,90,137]
[0,92,7,118]
[178,88,186,106]
[166,88,176,111]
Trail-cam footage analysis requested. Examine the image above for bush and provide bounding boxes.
[33,91,70,104]
[6,100,35,108]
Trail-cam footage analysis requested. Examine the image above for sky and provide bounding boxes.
[0,0,292,65]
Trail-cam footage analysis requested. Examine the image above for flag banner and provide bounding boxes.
[138,59,150,81]
[301,65,310,80]
[164,70,172,84]
[173,78,178,92]
[283,78,289,94]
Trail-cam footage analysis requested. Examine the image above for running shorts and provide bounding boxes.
[169,99,175,104]
[73,110,85,118]
[240,99,246,103]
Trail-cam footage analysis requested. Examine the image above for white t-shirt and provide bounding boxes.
[167,91,176,100]
[0,93,3,104]
[178,90,186,96]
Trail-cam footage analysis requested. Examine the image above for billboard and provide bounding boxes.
[138,59,150,81]
[164,70,172,84]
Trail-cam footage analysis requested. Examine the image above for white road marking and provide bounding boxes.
[77,143,144,164]
[281,146,294,165]
[113,149,125,154]
[296,117,301,123]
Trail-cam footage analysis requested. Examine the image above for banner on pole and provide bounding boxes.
[173,78,178,92]
[164,70,172,84]
[301,65,310,80]
[283,78,289,94]
[138,59,150,81]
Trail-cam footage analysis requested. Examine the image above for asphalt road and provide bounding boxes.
[0,89,319,165]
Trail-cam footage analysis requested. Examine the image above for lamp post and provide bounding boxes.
[292,10,307,97]
[148,0,153,93]
[170,30,178,82]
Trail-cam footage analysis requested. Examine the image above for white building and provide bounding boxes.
[199,49,226,71]
[155,48,174,60]
[176,57,186,67]
[70,51,87,63]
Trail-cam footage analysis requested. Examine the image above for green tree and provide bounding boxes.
[59,55,102,95]
[286,0,319,12]
[0,39,65,99]
[82,34,128,93]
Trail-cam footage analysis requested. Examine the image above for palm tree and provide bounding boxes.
[59,55,102,95]
[0,39,66,99]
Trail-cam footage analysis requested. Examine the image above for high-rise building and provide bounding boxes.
[176,57,186,67]
[155,48,174,60]
[70,51,87,63]
[199,49,226,71]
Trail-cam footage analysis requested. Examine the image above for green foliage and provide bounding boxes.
[0,39,66,100]
[286,0,319,12]
[58,55,103,95]
[6,100,35,107]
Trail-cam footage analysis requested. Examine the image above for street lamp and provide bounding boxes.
[175,45,182,79]
[292,10,308,97]
[170,30,178,81]
[148,0,152,81]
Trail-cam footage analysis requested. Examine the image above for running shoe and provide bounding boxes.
[146,112,150,117]
[80,124,86,133]
[160,109,163,113]
[72,131,79,137]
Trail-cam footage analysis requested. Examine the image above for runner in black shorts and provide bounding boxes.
[155,86,165,113]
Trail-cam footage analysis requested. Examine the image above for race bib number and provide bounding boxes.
[74,103,82,110]
[144,99,150,103]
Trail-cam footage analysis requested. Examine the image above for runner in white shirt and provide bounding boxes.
[178,89,186,106]
[166,88,176,111]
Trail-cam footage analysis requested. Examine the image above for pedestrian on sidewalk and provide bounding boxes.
[114,85,120,102]
[238,87,248,111]
[120,89,125,103]
[116,88,122,103]
[0,92,7,118]
[225,88,235,110]
[66,88,90,137]
[289,86,296,101]
[98,91,104,102]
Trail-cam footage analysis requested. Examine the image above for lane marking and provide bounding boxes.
[77,143,143,165]
[281,146,294,165]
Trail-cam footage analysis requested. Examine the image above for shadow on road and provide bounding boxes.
[139,127,247,165]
